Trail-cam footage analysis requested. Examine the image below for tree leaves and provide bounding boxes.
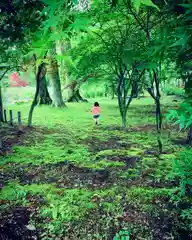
[131,0,159,13]
[141,0,159,10]
[69,16,91,31]
[170,34,189,48]
[132,0,141,13]
[166,101,192,130]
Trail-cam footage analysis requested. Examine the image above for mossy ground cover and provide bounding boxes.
[0,97,190,239]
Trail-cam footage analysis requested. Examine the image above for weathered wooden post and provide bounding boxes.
[17,111,23,132]
[18,111,22,126]
[9,110,13,125]
[4,109,7,123]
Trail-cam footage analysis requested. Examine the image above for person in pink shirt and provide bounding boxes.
[91,102,101,125]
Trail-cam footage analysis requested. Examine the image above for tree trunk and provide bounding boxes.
[155,98,163,153]
[49,69,65,107]
[0,68,9,123]
[111,88,115,99]
[28,63,46,127]
[56,40,71,85]
[185,75,192,95]
[117,71,128,129]
[0,84,3,122]
[187,125,192,145]
[47,59,66,107]
[47,44,66,107]
[39,75,52,105]
[67,87,87,102]
[122,112,127,129]
[63,78,87,102]
[153,70,163,153]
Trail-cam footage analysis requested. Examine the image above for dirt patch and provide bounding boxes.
[103,124,156,133]
[85,136,132,152]
[0,207,39,240]
[1,161,113,189]
[143,180,178,188]
[172,138,189,146]
[106,155,140,169]
[0,124,71,156]
[0,125,58,156]
[121,202,178,240]
[103,123,179,133]
[143,148,175,157]
[0,125,32,156]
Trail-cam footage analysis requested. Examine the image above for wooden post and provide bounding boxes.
[18,111,22,126]
[4,110,7,123]
[17,111,23,132]
[9,110,13,125]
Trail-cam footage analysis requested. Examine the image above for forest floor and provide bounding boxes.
[0,97,191,240]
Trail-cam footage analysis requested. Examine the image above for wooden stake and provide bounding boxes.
[4,109,7,123]
[9,110,13,125]
[18,111,23,132]
[18,111,22,126]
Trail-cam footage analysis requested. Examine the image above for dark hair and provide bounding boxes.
[94,102,99,107]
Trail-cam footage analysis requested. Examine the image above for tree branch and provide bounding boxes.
[0,68,10,81]
[0,65,27,81]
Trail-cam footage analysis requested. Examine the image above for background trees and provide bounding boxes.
[0,0,192,239]
[0,0,191,139]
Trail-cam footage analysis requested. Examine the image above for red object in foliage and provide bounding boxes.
[10,72,29,87]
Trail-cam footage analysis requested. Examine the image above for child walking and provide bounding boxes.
[91,102,101,125]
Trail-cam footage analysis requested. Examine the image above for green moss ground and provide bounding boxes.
[0,96,190,239]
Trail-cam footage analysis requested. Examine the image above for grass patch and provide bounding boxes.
[0,96,190,239]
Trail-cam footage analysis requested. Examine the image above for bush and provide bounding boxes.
[163,85,185,97]
[169,149,192,197]
[168,149,192,237]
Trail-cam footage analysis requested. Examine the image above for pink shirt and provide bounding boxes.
[92,106,101,115]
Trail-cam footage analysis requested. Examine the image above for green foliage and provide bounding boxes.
[41,189,94,222]
[131,0,159,13]
[1,97,190,239]
[114,230,130,240]
[81,81,106,98]
[0,181,28,203]
[180,208,192,231]
[166,101,192,130]
[163,85,185,97]
[126,187,175,204]
[170,149,192,197]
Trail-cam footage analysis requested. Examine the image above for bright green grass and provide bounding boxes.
[0,96,188,239]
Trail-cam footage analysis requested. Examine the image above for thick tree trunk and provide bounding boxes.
[66,88,86,102]
[31,55,52,106]
[63,80,87,102]
[187,125,192,145]
[67,89,86,102]
[47,46,66,108]
[28,63,46,127]
[0,84,3,122]
[48,66,65,107]
[56,40,71,85]
[39,75,52,105]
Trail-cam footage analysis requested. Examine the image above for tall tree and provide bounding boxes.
[70,5,146,127]
[28,62,47,127]
[47,44,65,107]
[32,55,52,105]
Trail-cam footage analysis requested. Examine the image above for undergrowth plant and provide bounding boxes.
[114,230,130,240]
[166,100,192,144]
[169,150,192,198]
